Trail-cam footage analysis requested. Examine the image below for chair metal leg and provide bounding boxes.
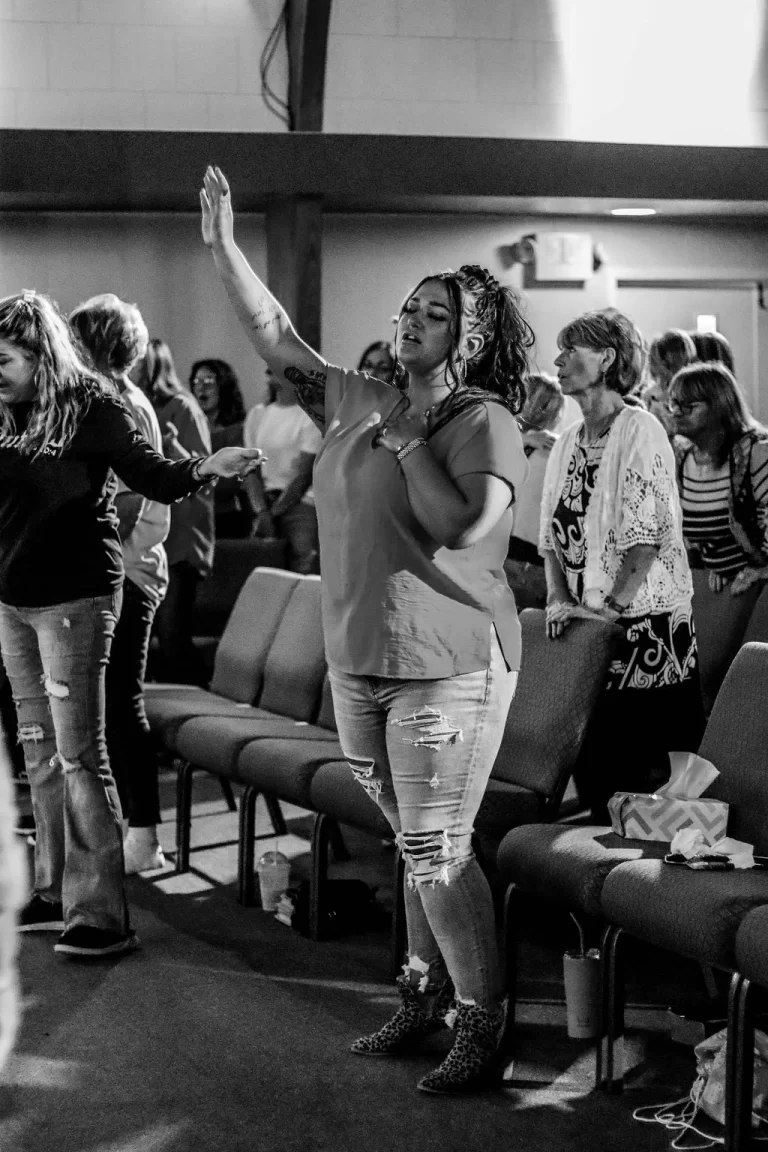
[329,821,351,863]
[220,777,237,813]
[502,884,520,1031]
[310,813,332,941]
[390,846,406,979]
[238,786,259,906]
[175,760,194,874]
[499,883,520,1059]
[265,794,288,837]
[725,973,754,1152]
[596,924,625,1092]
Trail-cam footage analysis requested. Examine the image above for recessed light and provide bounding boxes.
[610,207,657,217]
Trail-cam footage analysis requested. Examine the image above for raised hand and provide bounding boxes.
[200,165,234,249]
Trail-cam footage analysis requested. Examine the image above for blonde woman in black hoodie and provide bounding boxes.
[0,290,262,959]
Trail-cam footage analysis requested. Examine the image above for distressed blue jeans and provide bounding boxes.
[329,630,517,1011]
[0,592,129,935]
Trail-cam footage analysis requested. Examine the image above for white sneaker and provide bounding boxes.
[123,828,166,875]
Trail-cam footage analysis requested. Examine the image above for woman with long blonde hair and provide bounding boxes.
[0,290,263,958]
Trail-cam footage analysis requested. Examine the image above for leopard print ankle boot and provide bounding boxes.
[416,1000,506,1093]
[350,974,454,1057]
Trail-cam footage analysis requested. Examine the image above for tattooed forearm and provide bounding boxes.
[284,365,327,429]
[251,303,281,333]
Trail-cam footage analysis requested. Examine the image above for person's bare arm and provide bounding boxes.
[201,167,327,429]
[543,550,575,638]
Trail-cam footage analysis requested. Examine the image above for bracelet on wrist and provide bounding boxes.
[396,437,427,463]
[192,456,209,482]
[603,594,627,616]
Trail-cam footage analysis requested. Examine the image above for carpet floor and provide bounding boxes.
[0,775,712,1152]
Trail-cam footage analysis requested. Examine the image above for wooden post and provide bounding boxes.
[263,1,331,349]
[265,194,322,351]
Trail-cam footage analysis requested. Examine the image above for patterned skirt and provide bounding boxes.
[605,602,698,691]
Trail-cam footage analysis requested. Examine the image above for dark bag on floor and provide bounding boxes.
[280,880,389,938]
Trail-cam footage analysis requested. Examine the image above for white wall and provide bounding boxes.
[325,0,768,145]
[0,211,271,403]
[3,209,768,416]
[0,0,288,131]
[323,214,768,419]
[2,0,765,143]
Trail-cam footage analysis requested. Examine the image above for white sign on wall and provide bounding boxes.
[696,314,718,332]
[535,233,593,282]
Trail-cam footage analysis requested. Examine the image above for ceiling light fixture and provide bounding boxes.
[610,207,657,217]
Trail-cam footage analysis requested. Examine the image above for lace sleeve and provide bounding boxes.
[615,453,677,551]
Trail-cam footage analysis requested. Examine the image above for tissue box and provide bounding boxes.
[608,792,729,844]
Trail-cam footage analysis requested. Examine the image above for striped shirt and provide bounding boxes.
[681,456,748,576]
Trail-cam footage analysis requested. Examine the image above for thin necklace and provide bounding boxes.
[582,406,623,446]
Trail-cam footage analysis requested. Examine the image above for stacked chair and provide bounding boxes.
[597,644,768,1091]
[727,905,768,1150]
[498,641,768,1152]
[147,567,622,974]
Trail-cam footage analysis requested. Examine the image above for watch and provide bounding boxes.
[603,594,627,616]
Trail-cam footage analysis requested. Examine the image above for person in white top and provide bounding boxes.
[243,368,322,573]
[541,307,703,819]
[504,372,564,609]
[70,295,170,875]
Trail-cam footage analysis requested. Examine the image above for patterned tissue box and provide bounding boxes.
[607,792,729,844]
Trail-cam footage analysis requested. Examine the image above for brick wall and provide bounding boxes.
[0,0,289,131]
[324,0,768,145]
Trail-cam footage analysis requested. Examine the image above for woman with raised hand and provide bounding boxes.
[201,165,533,1094]
[0,290,262,959]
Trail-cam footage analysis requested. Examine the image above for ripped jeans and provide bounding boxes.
[328,631,517,1011]
[0,593,128,935]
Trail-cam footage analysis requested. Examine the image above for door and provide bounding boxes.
[616,281,760,414]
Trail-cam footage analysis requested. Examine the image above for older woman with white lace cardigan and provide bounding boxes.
[541,309,704,820]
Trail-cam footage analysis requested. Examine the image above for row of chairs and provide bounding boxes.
[497,641,768,1151]
[145,566,622,970]
[148,563,768,1147]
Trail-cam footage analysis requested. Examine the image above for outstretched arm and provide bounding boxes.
[201,166,328,429]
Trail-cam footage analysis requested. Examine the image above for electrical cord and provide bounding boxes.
[260,2,292,129]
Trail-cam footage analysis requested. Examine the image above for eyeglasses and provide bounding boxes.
[667,398,705,415]
[192,376,217,388]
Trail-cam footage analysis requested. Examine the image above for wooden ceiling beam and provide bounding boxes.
[3,131,768,213]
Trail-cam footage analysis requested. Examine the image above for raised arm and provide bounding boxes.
[201,166,328,429]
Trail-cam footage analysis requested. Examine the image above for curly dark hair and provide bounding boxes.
[189,358,246,426]
[392,265,534,415]
[558,308,646,396]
